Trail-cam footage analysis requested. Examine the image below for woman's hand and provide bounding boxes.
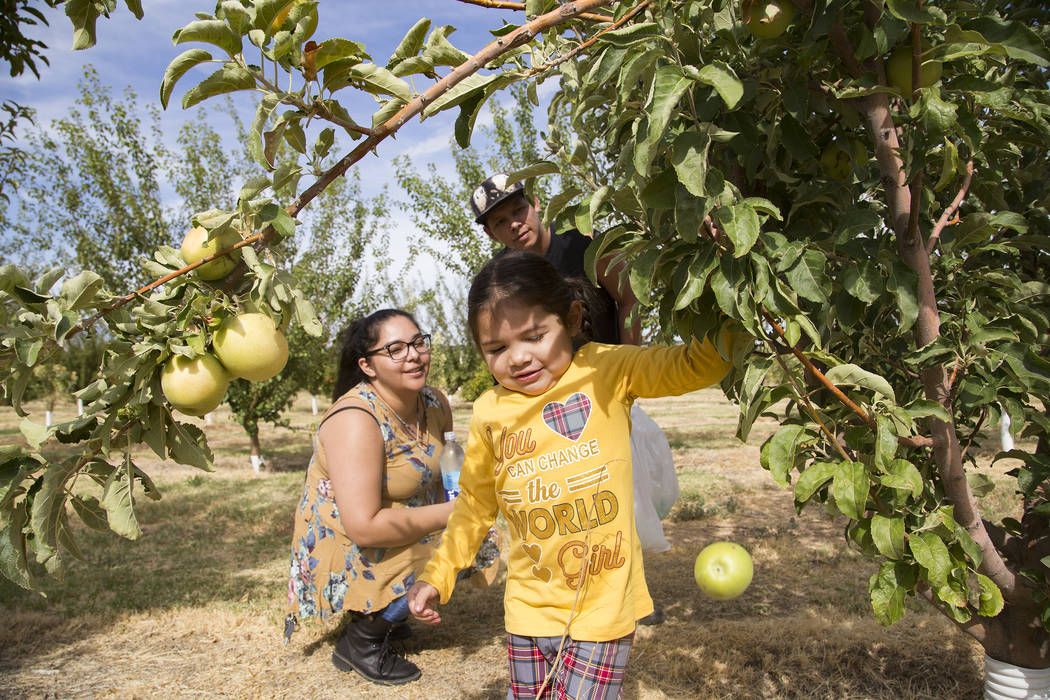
[407,581,442,625]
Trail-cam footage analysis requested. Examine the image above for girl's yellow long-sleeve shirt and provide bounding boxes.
[420,337,735,641]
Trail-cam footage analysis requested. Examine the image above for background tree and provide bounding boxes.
[3,67,172,291]
[394,83,550,277]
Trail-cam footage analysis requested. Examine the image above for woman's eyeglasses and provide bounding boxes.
[364,333,432,361]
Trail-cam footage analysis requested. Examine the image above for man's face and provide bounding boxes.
[482,194,548,255]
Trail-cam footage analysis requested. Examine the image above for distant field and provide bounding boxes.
[0,389,999,698]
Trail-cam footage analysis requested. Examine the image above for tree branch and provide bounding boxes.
[926,159,974,254]
[762,310,935,449]
[287,0,615,222]
[455,0,614,22]
[522,0,650,78]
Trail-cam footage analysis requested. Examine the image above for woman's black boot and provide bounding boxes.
[332,614,421,685]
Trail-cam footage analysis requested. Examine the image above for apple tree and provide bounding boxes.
[528,0,1050,670]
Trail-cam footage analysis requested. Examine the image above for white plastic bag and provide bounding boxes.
[630,404,678,553]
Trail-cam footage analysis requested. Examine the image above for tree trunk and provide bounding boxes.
[249,432,264,474]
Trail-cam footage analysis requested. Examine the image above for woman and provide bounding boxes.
[286,309,455,686]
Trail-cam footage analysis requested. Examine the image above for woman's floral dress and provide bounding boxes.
[286,382,446,628]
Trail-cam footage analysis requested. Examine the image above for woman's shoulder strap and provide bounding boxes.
[320,385,379,430]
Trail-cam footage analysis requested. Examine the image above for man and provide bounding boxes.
[470,173,640,346]
[470,173,671,626]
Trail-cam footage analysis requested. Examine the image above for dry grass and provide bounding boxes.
[0,390,990,699]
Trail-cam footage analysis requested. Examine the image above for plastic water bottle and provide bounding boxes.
[440,431,464,500]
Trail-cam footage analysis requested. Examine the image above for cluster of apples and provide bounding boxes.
[160,227,289,417]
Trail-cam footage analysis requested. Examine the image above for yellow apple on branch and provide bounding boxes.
[179,226,242,281]
[161,354,230,416]
[213,313,289,382]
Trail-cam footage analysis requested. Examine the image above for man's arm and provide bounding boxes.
[596,256,642,345]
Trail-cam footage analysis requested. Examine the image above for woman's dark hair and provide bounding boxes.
[333,309,419,400]
[467,250,596,347]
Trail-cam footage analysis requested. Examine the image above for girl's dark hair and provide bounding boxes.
[333,309,419,400]
[467,250,596,347]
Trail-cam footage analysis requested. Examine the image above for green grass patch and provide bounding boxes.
[0,472,302,620]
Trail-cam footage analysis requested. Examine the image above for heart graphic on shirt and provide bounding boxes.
[542,392,592,441]
[521,543,542,562]
[532,565,553,583]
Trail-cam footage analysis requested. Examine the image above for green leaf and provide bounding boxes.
[424,73,501,118]
[181,62,256,109]
[869,561,914,626]
[166,422,214,472]
[160,48,213,109]
[794,460,839,503]
[760,424,809,487]
[372,98,408,130]
[101,457,141,540]
[30,457,81,566]
[172,19,242,57]
[635,65,691,176]
[422,25,471,67]
[0,499,32,589]
[453,90,487,148]
[909,531,950,586]
[881,459,924,499]
[963,17,1050,67]
[871,514,906,559]
[674,249,717,311]
[903,399,951,422]
[507,162,560,184]
[329,63,411,101]
[598,21,662,47]
[692,62,743,109]
[874,413,897,470]
[70,495,109,532]
[35,267,64,294]
[715,202,760,258]
[832,461,870,520]
[59,271,104,310]
[64,0,101,50]
[842,260,882,303]
[934,138,961,192]
[294,295,323,337]
[784,249,829,303]
[390,18,430,63]
[976,573,1005,616]
[314,38,367,71]
[824,364,896,402]
[670,131,712,198]
[966,472,995,498]
[249,93,280,168]
[885,0,945,24]
[19,418,51,451]
[888,262,918,333]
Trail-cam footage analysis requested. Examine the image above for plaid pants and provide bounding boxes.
[506,632,634,700]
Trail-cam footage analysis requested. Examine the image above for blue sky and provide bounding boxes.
[1,0,530,274]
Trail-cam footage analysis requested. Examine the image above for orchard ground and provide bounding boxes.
[1,388,1017,699]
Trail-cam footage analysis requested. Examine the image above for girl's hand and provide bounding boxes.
[407,581,442,625]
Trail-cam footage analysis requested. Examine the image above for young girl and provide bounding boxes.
[407,251,744,698]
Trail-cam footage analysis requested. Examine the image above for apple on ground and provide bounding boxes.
[213,313,289,382]
[744,0,796,39]
[180,226,242,281]
[694,541,754,600]
[161,354,229,416]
